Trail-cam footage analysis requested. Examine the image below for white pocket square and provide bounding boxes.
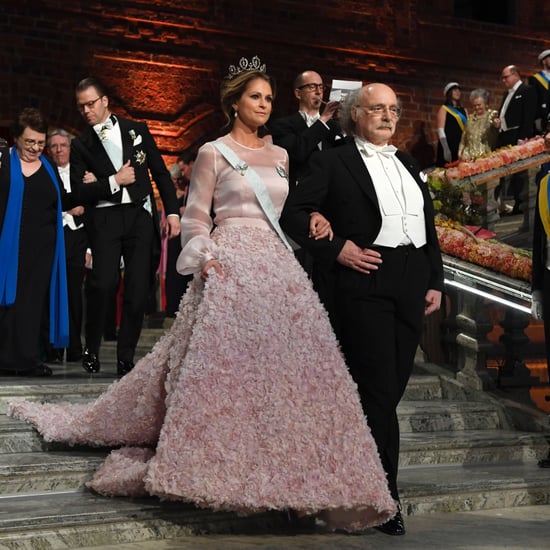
[133,135,142,146]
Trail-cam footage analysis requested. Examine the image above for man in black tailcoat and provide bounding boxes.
[281,83,443,537]
[70,77,179,376]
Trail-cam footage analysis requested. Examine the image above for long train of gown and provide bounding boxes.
[9,223,396,531]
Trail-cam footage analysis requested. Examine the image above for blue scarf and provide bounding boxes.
[0,147,69,347]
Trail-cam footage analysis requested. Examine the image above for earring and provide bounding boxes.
[234,111,238,118]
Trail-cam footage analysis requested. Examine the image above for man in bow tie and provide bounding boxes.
[70,77,180,376]
[494,65,537,214]
[281,83,443,536]
[44,129,88,364]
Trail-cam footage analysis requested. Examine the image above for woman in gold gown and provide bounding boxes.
[458,88,499,160]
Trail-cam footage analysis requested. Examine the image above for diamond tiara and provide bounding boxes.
[227,56,267,79]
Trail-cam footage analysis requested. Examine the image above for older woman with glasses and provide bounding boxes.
[458,88,499,160]
[0,108,71,376]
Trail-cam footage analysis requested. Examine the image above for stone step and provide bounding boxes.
[0,451,106,496]
[397,400,503,433]
[1,431,546,497]
[402,375,443,401]
[0,462,549,548]
[400,430,549,466]
[0,491,287,549]
[400,461,550,515]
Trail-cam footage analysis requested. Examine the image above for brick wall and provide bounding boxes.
[1,0,549,164]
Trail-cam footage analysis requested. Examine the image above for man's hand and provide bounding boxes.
[165,216,180,239]
[320,100,340,123]
[424,289,442,316]
[336,240,382,274]
[115,160,135,186]
[67,205,85,216]
[82,171,97,184]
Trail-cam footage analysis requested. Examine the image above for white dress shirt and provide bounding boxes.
[355,137,427,248]
[93,117,132,207]
[499,80,522,132]
[58,164,83,230]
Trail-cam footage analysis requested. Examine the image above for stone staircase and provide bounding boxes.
[0,330,549,548]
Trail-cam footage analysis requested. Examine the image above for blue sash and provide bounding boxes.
[443,105,467,132]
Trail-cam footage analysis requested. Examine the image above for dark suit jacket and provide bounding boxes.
[498,82,537,146]
[269,112,342,186]
[280,137,444,292]
[70,116,178,217]
[528,72,550,129]
[69,117,179,271]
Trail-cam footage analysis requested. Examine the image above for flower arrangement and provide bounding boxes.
[443,136,546,181]
[435,216,532,281]
[428,171,485,225]
[427,136,548,225]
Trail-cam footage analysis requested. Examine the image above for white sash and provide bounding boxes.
[213,140,292,251]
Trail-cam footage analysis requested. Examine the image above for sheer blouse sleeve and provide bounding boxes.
[176,143,218,275]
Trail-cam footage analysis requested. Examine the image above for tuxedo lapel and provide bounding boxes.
[338,140,379,205]
[117,118,134,165]
[80,126,116,174]
[291,112,308,132]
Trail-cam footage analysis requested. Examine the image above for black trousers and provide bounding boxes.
[85,203,154,362]
[64,226,88,356]
[334,245,430,501]
[165,234,191,317]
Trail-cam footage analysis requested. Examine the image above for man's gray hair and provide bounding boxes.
[47,128,73,146]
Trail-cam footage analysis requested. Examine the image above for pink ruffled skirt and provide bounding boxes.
[9,224,396,531]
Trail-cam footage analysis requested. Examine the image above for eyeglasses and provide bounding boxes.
[77,96,103,112]
[297,83,324,91]
[22,138,46,148]
[357,104,402,118]
[501,73,514,80]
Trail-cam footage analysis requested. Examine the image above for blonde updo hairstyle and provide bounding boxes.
[220,69,276,128]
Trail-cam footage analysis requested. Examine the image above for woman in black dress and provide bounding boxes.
[436,82,468,166]
[0,108,69,376]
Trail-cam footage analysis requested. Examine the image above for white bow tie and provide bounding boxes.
[301,112,320,127]
[362,144,397,158]
[93,116,115,140]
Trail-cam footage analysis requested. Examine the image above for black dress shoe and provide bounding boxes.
[374,510,406,536]
[20,364,53,377]
[82,349,100,373]
[117,360,134,376]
